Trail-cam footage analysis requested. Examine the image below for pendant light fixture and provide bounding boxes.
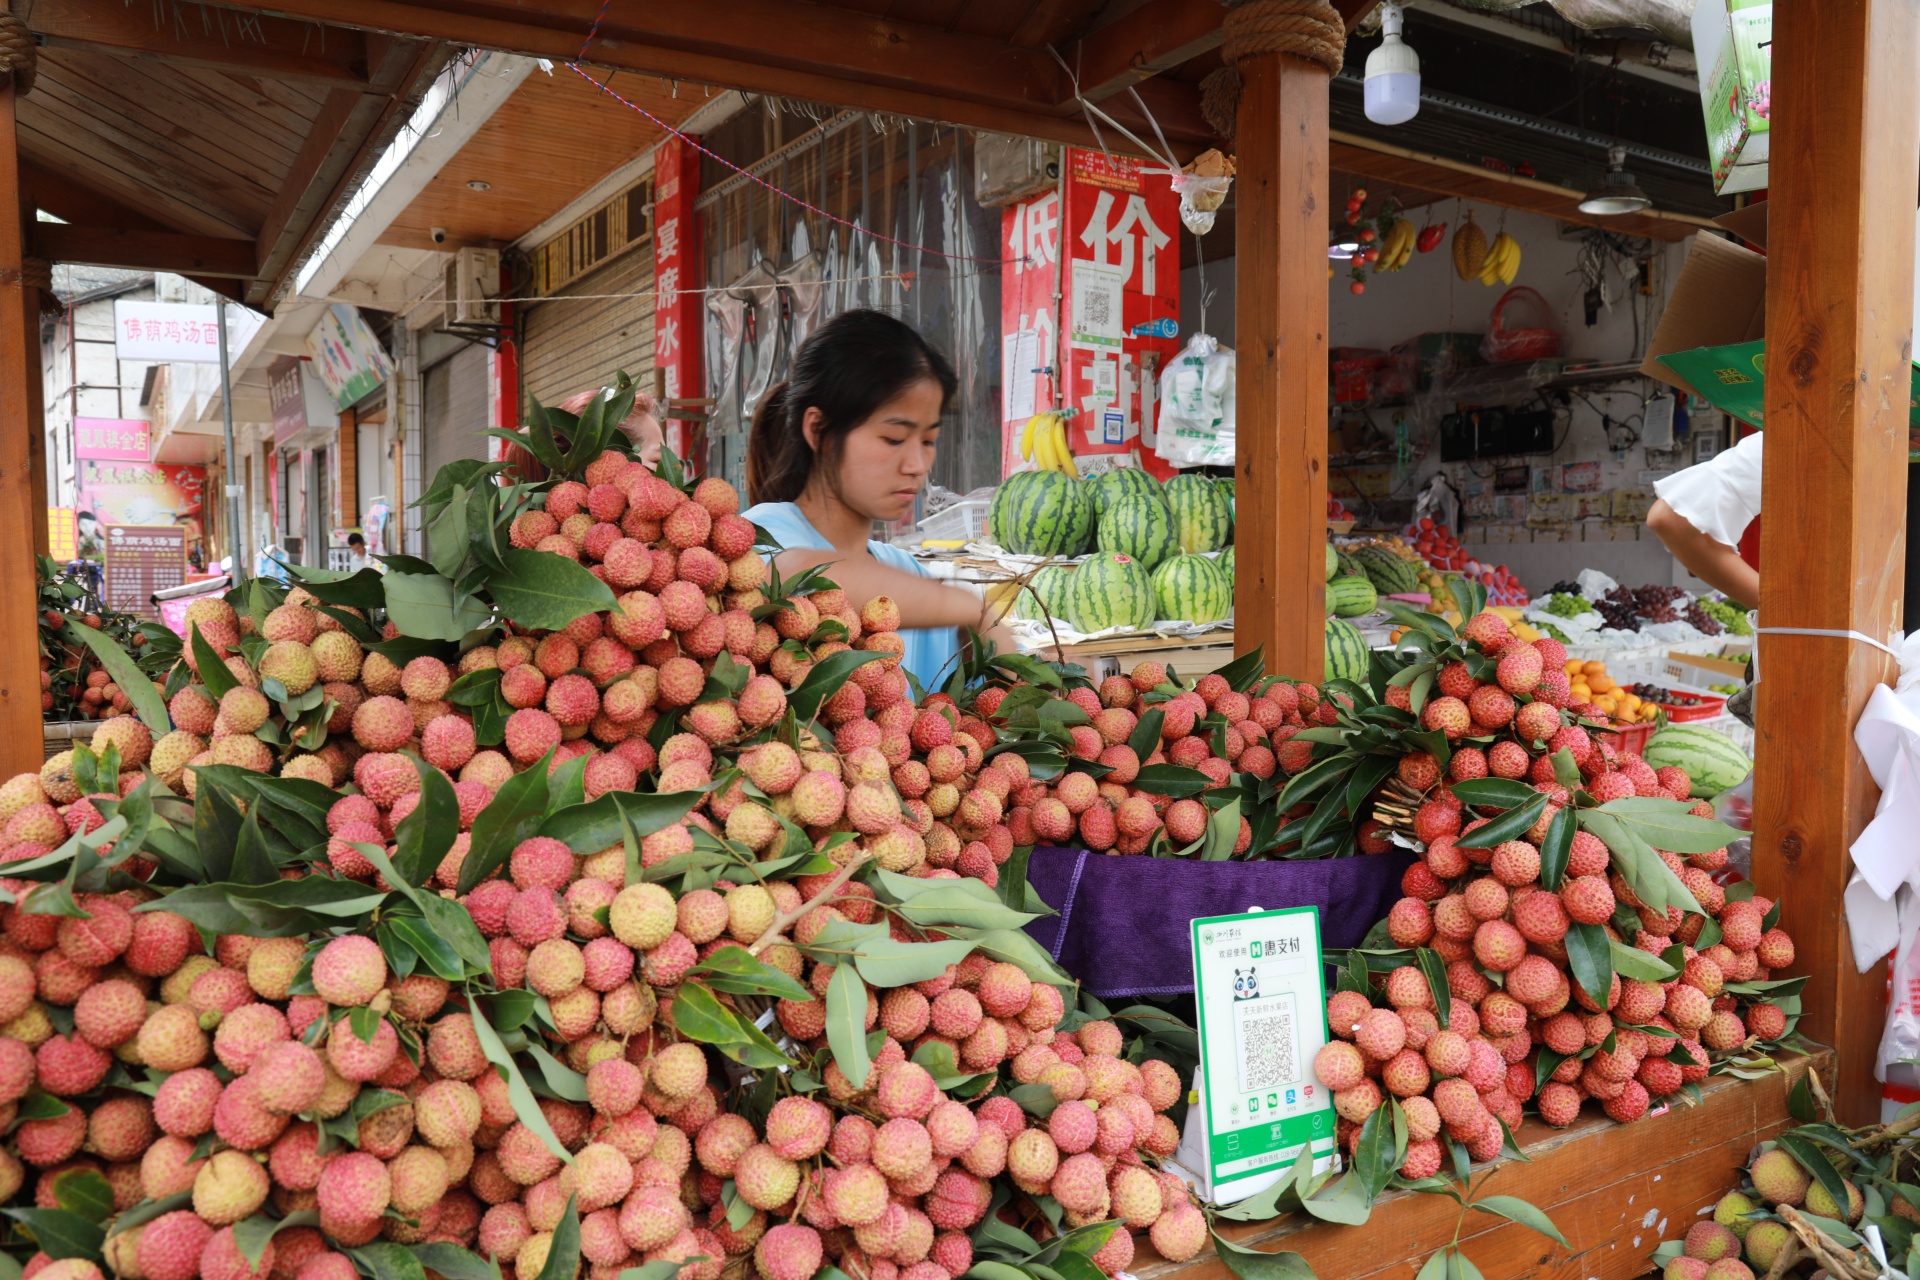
[1578,144,1653,216]
[1364,3,1420,126]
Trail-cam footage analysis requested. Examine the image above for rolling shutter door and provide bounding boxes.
[422,343,489,477]
[519,246,654,418]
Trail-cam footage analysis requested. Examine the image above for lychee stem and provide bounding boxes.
[747,853,873,956]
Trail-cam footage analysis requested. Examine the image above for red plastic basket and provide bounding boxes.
[1483,287,1562,363]
[1602,720,1657,755]
[1650,690,1728,722]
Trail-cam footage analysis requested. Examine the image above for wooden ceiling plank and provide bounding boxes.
[22,160,179,232]
[29,223,259,276]
[946,0,1035,40]
[254,39,443,301]
[20,0,375,89]
[18,130,244,238]
[168,63,334,138]
[1063,0,1222,104]
[48,53,306,180]
[1007,0,1095,49]
[16,97,262,236]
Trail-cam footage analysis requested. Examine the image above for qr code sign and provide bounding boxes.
[1080,285,1112,331]
[1234,1004,1297,1095]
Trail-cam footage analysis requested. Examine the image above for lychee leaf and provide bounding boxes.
[68,619,174,734]
[524,1043,589,1102]
[1453,793,1548,851]
[687,949,811,1002]
[408,1246,500,1280]
[48,1169,111,1224]
[470,1006,573,1165]
[3,1208,104,1263]
[824,963,872,1089]
[348,1241,429,1280]
[1564,922,1613,1010]
[1537,807,1575,892]
[458,750,553,893]
[1611,941,1678,983]
[786,649,886,724]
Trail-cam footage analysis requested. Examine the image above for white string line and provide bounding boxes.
[493,270,1000,306]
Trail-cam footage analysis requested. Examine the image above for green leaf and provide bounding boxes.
[102,1191,192,1235]
[1446,779,1540,809]
[460,751,554,893]
[348,1243,429,1280]
[1200,797,1242,861]
[1131,764,1214,800]
[1453,794,1548,850]
[1564,922,1613,1010]
[538,789,708,855]
[383,915,469,984]
[826,964,872,1089]
[1550,747,1582,792]
[490,549,617,631]
[1211,1233,1318,1280]
[687,950,812,1002]
[525,1044,590,1102]
[1773,1133,1850,1215]
[392,756,459,887]
[1470,1196,1569,1246]
[788,649,887,723]
[382,573,492,642]
[4,1208,105,1262]
[1214,646,1268,693]
[1126,709,1165,759]
[131,884,254,935]
[1538,806,1575,892]
[408,1245,501,1280]
[1415,1248,1451,1280]
[887,887,1040,932]
[1415,947,1451,1030]
[231,808,280,888]
[415,893,495,977]
[1600,802,1744,854]
[49,1169,113,1223]
[68,620,172,733]
[428,484,473,578]
[961,928,1073,986]
[470,1006,572,1165]
[1609,942,1679,983]
[846,935,978,987]
[194,783,245,884]
[234,1212,318,1271]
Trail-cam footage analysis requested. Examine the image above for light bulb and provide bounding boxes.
[1365,4,1421,126]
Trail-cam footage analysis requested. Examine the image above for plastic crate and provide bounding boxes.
[915,498,992,544]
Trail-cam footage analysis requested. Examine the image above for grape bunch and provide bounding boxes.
[1684,602,1724,636]
[1595,587,1642,631]
[1545,580,1583,598]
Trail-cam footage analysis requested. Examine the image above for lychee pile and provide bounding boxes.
[1309,612,1798,1172]
[0,449,1223,1280]
[1654,1137,1896,1280]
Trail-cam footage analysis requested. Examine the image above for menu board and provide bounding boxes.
[102,525,187,619]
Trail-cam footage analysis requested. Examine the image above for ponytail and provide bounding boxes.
[744,310,958,506]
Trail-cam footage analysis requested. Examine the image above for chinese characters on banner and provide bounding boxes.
[653,135,705,460]
[268,355,310,448]
[81,461,205,530]
[999,149,1180,479]
[74,417,152,463]
[111,301,263,364]
[102,525,187,620]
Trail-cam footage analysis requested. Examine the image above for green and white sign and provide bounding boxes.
[1189,906,1338,1204]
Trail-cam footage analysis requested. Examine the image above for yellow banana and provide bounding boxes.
[1497,234,1521,285]
[1054,417,1079,478]
[1378,219,1415,272]
[1035,414,1062,472]
[1019,414,1040,462]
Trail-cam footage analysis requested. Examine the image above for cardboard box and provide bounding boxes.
[1694,0,1772,195]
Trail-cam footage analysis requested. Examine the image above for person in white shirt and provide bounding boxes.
[1646,430,1763,607]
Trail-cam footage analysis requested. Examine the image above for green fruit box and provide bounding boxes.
[1695,0,1772,195]
[1655,339,1920,461]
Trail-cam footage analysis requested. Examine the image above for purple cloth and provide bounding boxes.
[1021,847,1417,998]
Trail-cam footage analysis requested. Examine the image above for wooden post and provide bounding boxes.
[1233,50,1329,678]
[1750,0,1920,1123]
[0,78,44,777]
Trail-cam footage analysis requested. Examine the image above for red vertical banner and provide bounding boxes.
[998,150,1181,480]
[653,136,704,462]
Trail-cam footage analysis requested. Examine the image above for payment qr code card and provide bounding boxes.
[1190,906,1337,1203]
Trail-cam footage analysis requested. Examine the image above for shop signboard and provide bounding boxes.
[47,509,76,562]
[102,524,187,620]
[1183,906,1337,1204]
[74,417,152,463]
[999,149,1181,479]
[80,461,206,530]
[654,134,705,458]
[304,304,392,408]
[112,301,261,364]
[269,355,308,447]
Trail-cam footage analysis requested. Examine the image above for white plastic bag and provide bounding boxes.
[1170,170,1234,234]
[1155,334,1236,468]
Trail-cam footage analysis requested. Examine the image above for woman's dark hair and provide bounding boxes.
[748,309,957,505]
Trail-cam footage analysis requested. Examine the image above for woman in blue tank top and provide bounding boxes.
[740,310,1010,691]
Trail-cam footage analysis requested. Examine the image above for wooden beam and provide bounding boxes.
[199,0,1208,154]
[1063,0,1222,104]
[1751,0,1920,1124]
[1337,0,1381,31]
[19,0,374,89]
[29,223,258,277]
[0,79,45,779]
[1233,45,1329,678]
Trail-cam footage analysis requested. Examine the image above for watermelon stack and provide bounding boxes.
[1096,493,1177,570]
[1150,554,1231,623]
[1325,616,1370,683]
[1066,552,1155,633]
[1013,563,1076,622]
[1087,465,1162,519]
[1164,474,1232,554]
[988,469,1094,556]
[1326,575,1378,617]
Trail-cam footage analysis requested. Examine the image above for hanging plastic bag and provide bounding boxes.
[1170,150,1236,235]
[1156,334,1236,468]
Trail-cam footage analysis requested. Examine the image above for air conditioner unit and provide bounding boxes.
[449,247,501,324]
[975,134,1060,208]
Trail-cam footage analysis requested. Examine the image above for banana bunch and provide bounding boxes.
[1476,231,1521,286]
[1019,411,1080,478]
[1375,218,1416,272]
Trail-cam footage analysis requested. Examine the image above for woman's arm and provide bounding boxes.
[772,548,993,630]
[1646,499,1761,606]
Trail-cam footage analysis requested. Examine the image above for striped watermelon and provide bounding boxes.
[1066,552,1154,633]
[1325,543,1339,581]
[1096,494,1177,570]
[1014,564,1076,622]
[1088,466,1162,519]
[1164,474,1232,554]
[1325,617,1370,684]
[1354,544,1420,595]
[989,470,1093,557]
[1643,724,1751,798]
[1326,575,1378,618]
[1221,546,1235,585]
[1151,555,1231,623]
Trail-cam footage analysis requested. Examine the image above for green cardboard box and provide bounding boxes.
[1694,0,1772,195]
[1656,340,1920,459]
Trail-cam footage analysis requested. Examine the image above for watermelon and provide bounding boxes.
[1325,617,1369,684]
[1087,466,1162,519]
[1066,552,1154,633]
[1643,724,1751,798]
[1164,474,1232,554]
[1221,546,1235,584]
[1335,549,1362,579]
[1096,494,1177,570]
[1014,564,1076,622]
[989,470,1093,557]
[1151,554,1231,623]
[1324,543,1339,581]
[1326,575,1378,618]
[1354,543,1420,595]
